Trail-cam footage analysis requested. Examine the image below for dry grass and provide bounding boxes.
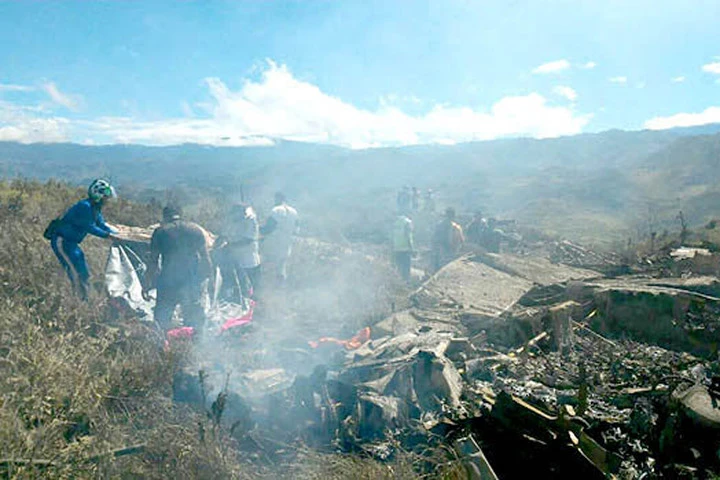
[0,179,454,479]
[0,180,252,478]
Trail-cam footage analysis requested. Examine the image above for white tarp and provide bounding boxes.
[105,244,155,320]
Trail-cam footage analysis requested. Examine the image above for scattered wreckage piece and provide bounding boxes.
[479,252,600,286]
[577,277,720,357]
[488,391,622,477]
[550,239,624,274]
[670,247,720,277]
[453,435,499,480]
[411,255,535,316]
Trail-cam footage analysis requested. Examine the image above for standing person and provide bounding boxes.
[411,187,420,212]
[465,211,489,245]
[397,186,412,213]
[144,205,213,335]
[47,179,119,300]
[261,192,298,282]
[423,189,436,213]
[219,203,261,305]
[392,211,415,281]
[431,207,465,271]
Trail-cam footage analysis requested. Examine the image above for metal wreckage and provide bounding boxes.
[106,231,720,479]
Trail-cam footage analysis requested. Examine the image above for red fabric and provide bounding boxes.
[308,326,371,350]
[220,301,255,333]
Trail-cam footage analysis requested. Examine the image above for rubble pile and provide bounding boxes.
[167,245,720,478]
[549,239,626,275]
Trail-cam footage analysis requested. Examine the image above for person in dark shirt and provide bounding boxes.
[144,205,213,334]
[50,179,118,299]
[396,186,412,213]
[465,211,489,244]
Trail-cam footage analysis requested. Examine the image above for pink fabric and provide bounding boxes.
[220,302,255,333]
[164,326,195,351]
[167,326,195,339]
[163,302,254,351]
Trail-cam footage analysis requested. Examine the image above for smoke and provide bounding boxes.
[167,198,408,436]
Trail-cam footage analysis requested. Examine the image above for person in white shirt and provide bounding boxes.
[220,203,261,303]
[261,192,298,282]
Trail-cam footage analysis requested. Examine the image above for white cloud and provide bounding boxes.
[0,84,34,92]
[671,76,686,83]
[702,62,720,75]
[552,86,578,102]
[636,81,646,89]
[609,76,627,84]
[644,106,720,130]
[532,59,571,74]
[0,61,592,147]
[0,101,69,143]
[41,82,81,111]
[580,61,597,70]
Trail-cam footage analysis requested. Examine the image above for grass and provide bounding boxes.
[0,179,459,479]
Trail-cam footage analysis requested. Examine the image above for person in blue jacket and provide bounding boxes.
[50,179,119,299]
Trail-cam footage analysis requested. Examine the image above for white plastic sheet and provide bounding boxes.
[105,244,155,320]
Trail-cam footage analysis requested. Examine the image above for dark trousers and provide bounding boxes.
[221,261,261,303]
[243,265,261,298]
[51,236,89,299]
[393,251,412,281]
[154,281,205,333]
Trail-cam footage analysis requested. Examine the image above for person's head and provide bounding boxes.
[88,179,116,205]
[474,210,483,220]
[162,204,182,224]
[274,192,286,206]
[444,207,456,220]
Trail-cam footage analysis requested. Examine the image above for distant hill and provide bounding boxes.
[1,126,719,247]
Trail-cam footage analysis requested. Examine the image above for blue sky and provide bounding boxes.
[1,0,719,147]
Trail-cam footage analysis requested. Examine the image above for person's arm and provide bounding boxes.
[407,221,415,252]
[96,211,117,235]
[68,202,112,239]
[260,216,277,236]
[458,225,466,246]
[198,238,213,280]
[227,215,256,246]
[145,230,161,291]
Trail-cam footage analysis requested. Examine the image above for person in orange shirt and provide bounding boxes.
[431,207,465,271]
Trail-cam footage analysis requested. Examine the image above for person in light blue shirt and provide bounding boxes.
[50,179,118,299]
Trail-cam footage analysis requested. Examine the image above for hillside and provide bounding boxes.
[0,180,434,478]
[1,126,719,246]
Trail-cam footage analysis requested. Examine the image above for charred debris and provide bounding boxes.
[164,232,720,480]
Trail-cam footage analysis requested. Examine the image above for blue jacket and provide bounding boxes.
[55,198,114,244]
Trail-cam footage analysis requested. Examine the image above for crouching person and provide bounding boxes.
[144,205,213,335]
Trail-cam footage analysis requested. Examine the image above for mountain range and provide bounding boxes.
[1,124,719,247]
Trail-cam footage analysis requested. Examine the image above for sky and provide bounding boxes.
[1,0,719,148]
